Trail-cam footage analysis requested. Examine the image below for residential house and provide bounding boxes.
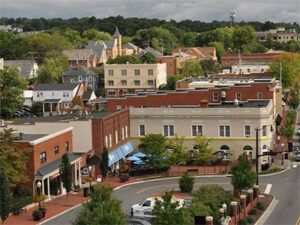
[256,27,299,43]
[4,60,38,79]
[104,63,167,97]
[63,49,97,68]
[138,47,163,58]
[62,66,98,91]
[123,43,142,56]
[172,47,217,61]
[23,90,33,107]
[33,83,85,116]
[82,91,97,106]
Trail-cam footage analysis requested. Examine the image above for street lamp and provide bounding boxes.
[36,181,42,209]
[281,143,285,165]
[222,203,227,217]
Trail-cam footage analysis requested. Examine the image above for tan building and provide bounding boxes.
[172,47,217,61]
[129,100,275,167]
[257,27,299,43]
[63,49,97,68]
[104,63,167,97]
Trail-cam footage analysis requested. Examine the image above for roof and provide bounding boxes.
[36,153,82,177]
[123,43,141,52]
[113,26,121,37]
[138,47,163,57]
[17,134,48,142]
[91,111,114,119]
[85,41,107,58]
[172,47,216,60]
[63,49,96,61]
[82,91,94,100]
[209,100,270,108]
[104,40,115,48]
[35,83,80,91]
[4,60,37,77]
[63,66,96,77]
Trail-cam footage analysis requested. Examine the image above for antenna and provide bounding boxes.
[229,11,236,26]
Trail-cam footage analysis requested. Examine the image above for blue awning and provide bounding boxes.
[108,142,134,166]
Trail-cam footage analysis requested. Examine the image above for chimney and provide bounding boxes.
[200,99,209,108]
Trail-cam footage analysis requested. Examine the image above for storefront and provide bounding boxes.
[108,142,134,170]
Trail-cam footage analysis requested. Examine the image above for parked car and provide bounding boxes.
[127,218,151,225]
[297,128,300,136]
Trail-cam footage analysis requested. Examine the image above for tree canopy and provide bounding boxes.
[193,135,213,165]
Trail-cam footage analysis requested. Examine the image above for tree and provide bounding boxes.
[231,154,256,197]
[209,42,225,60]
[0,129,30,187]
[107,55,141,64]
[83,28,112,41]
[0,31,28,60]
[100,148,109,180]
[60,153,72,199]
[74,183,126,225]
[281,110,297,140]
[0,167,10,225]
[168,135,188,167]
[193,135,213,165]
[0,67,27,118]
[140,134,169,171]
[151,191,193,225]
[140,52,156,64]
[63,28,87,47]
[177,61,204,77]
[159,76,177,90]
[288,80,300,110]
[179,173,195,193]
[200,60,220,75]
[181,32,197,47]
[231,26,257,52]
[37,55,69,83]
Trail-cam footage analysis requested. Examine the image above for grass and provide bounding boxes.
[259,166,284,175]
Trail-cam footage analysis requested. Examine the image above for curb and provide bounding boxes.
[259,165,291,177]
[254,195,278,225]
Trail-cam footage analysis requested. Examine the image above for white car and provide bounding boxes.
[297,128,300,135]
[131,195,185,219]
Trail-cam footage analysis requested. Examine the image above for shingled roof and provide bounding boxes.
[63,66,96,77]
[35,83,80,91]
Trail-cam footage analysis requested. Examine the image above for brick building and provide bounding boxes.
[91,109,132,174]
[13,127,82,199]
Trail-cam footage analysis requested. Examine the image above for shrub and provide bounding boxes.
[239,219,247,225]
[119,173,129,182]
[249,208,258,215]
[256,202,265,210]
[245,216,254,224]
[179,173,195,193]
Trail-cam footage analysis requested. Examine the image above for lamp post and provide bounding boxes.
[36,181,42,209]
[222,203,227,217]
[281,143,285,165]
[88,165,92,192]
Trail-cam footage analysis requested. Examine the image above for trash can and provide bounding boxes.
[83,187,89,197]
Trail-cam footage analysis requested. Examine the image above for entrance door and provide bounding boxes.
[50,176,61,196]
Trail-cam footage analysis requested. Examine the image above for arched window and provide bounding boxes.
[243,145,253,159]
[220,145,230,161]
[243,145,253,151]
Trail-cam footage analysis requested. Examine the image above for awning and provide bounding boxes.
[43,99,62,103]
[108,142,134,166]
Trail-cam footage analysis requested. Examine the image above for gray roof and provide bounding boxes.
[123,43,141,52]
[138,47,163,57]
[35,83,80,91]
[36,153,82,177]
[4,60,36,77]
[17,134,48,142]
[82,91,94,100]
[113,27,121,37]
[63,66,96,77]
[209,100,270,108]
[104,40,115,48]
[63,49,96,61]
[85,41,107,58]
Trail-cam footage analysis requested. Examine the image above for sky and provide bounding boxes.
[1,0,299,23]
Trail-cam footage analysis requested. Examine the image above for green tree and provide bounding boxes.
[63,28,87,47]
[288,80,300,110]
[74,184,126,225]
[60,153,72,199]
[0,129,30,187]
[83,28,112,41]
[37,56,69,83]
[209,41,225,60]
[200,60,220,75]
[281,110,297,140]
[177,61,204,77]
[181,32,197,47]
[140,52,156,64]
[100,148,109,180]
[0,67,27,118]
[179,173,195,193]
[193,135,213,165]
[231,26,257,52]
[151,191,193,225]
[0,31,28,60]
[168,135,188,166]
[231,154,256,197]
[140,134,169,171]
[159,76,177,90]
[0,167,11,225]
[107,55,141,64]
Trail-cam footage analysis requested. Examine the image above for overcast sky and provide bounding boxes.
[1,0,299,23]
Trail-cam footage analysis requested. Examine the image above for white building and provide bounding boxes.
[231,64,270,74]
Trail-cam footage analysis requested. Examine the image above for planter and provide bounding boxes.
[40,208,47,218]
[32,209,43,221]
[119,173,129,183]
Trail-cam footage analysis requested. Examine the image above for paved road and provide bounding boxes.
[43,165,300,225]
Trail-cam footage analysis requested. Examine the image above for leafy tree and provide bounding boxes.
[74,183,126,225]
[60,153,72,198]
[209,41,225,60]
[200,60,220,75]
[0,167,11,225]
[193,135,213,165]
[179,173,195,193]
[288,80,300,110]
[63,28,87,47]
[231,154,256,197]
[280,110,297,140]
[168,135,188,166]
[100,148,109,180]
[177,61,204,77]
[37,55,69,83]
[121,36,132,45]
[151,191,193,225]
[83,28,112,41]
[140,52,156,64]
[188,200,211,218]
[181,32,197,47]
[107,55,141,64]
[0,31,28,60]
[0,129,30,187]
[140,134,169,171]
[159,76,177,90]
[0,67,27,118]
[231,26,257,52]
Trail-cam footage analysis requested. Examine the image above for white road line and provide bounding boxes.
[292,164,298,168]
[264,184,272,194]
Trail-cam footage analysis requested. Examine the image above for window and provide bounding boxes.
[122,127,125,140]
[108,69,114,76]
[147,80,154,86]
[105,136,108,147]
[247,68,251,73]
[262,125,267,136]
[125,125,128,138]
[163,125,174,136]
[121,69,127,76]
[108,80,114,86]
[70,79,74,83]
[219,125,230,137]
[108,91,116,96]
[245,125,251,137]
[139,125,146,136]
[40,152,47,164]
[121,80,127,86]
[220,145,230,161]
[257,92,263,99]
[134,80,140,86]
[213,93,218,101]
[54,146,59,154]
[148,69,154,76]
[65,142,69,151]
[236,92,241,101]
[134,69,140,76]
[37,92,40,97]
[261,69,265,73]
[52,92,54,96]
[192,125,202,136]
[89,76,93,82]
[142,200,151,207]
[78,76,82,82]
[109,134,112,147]
[115,130,118,144]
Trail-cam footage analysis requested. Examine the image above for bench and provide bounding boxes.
[186,169,198,175]
[12,207,25,215]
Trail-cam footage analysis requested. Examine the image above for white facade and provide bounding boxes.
[0,58,3,70]
[33,86,79,103]
[23,90,33,107]
[231,64,270,74]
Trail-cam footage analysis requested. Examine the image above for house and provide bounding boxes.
[138,47,163,58]
[33,83,85,116]
[23,90,33,107]
[0,58,3,69]
[123,43,143,56]
[62,66,98,90]
[172,47,217,61]
[63,49,97,68]
[12,127,82,198]
[4,60,38,79]
[129,100,275,168]
[104,63,167,97]
[256,27,299,43]
[82,91,97,106]
[85,40,108,64]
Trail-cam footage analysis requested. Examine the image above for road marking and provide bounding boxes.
[264,184,272,194]
[295,215,300,225]
[293,164,298,168]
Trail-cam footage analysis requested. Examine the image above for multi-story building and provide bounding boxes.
[63,49,97,68]
[256,27,299,43]
[129,100,275,168]
[104,63,167,97]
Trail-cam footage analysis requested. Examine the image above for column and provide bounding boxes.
[205,216,213,225]
[47,177,51,199]
[42,103,45,116]
[78,161,82,187]
[74,162,78,186]
[50,103,53,114]
[248,190,254,208]
[41,179,45,195]
[231,201,238,225]
[253,185,260,198]
[240,195,247,219]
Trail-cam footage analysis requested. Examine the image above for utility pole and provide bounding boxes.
[229,12,237,27]
[255,128,259,185]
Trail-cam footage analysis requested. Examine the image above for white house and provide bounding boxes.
[23,90,33,107]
